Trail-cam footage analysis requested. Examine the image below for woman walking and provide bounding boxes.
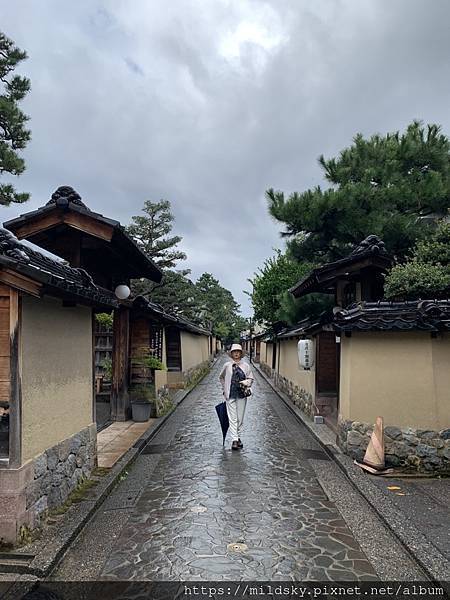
[219,343,254,450]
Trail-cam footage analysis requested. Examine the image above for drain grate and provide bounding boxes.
[299,448,330,461]
[141,443,169,455]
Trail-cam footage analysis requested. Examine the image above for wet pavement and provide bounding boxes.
[50,356,425,582]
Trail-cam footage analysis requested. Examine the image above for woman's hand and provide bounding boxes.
[241,379,252,387]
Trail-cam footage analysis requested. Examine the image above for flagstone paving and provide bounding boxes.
[50,356,423,581]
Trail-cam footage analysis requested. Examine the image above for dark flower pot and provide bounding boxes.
[131,402,155,422]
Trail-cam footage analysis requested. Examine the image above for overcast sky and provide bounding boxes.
[1,1,450,316]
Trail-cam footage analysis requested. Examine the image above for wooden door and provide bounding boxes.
[166,326,182,371]
[316,331,338,394]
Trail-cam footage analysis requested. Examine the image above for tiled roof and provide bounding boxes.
[0,228,118,308]
[333,300,450,332]
[289,235,392,297]
[4,186,163,283]
[277,312,334,338]
[132,296,211,336]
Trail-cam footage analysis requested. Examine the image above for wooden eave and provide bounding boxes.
[4,203,162,283]
[290,254,392,298]
[4,205,114,243]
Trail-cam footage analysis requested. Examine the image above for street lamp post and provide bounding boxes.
[249,316,253,363]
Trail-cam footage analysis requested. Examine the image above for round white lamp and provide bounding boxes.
[114,284,131,300]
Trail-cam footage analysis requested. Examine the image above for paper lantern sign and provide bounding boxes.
[298,339,314,369]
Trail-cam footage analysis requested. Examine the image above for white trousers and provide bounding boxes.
[226,397,247,442]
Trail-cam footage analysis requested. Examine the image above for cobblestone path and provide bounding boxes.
[54,357,382,581]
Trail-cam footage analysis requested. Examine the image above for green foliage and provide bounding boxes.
[95,312,113,329]
[267,121,450,264]
[127,199,187,270]
[131,351,165,371]
[155,392,174,417]
[194,272,245,343]
[129,384,155,403]
[384,222,450,299]
[277,290,334,327]
[0,32,31,205]
[133,269,201,323]
[248,249,313,325]
[100,356,113,381]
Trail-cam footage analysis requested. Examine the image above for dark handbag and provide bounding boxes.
[239,382,252,397]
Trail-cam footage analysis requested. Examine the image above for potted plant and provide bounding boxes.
[130,384,157,421]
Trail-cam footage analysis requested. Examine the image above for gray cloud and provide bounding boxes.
[1,0,449,315]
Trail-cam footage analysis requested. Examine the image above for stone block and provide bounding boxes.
[390,441,410,458]
[60,480,70,501]
[416,430,435,441]
[439,428,450,440]
[431,438,444,449]
[48,486,61,508]
[65,454,77,477]
[26,480,42,509]
[33,495,48,516]
[347,430,366,446]
[46,446,59,471]
[416,444,437,458]
[385,426,402,440]
[402,434,419,445]
[402,427,417,436]
[79,428,91,444]
[71,469,83,488]
[385,454,402,467]
[33,453,48,479]
[69,434,82,454]
[57,439,71,462]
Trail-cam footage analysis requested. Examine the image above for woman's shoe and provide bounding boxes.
[237,439,243,448]
[231,441,239,450]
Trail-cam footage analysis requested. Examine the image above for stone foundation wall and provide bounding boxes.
[27,423,97,522]
[260,362,273,378]
[155,385,174,417]
[338,417,450,474]
[183,359,211,388]
[0,423,96,543]
[273,372,314,419]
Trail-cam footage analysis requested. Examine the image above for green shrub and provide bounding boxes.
[95,312,113,329]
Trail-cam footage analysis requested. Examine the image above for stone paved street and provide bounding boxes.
[51,356,426,582]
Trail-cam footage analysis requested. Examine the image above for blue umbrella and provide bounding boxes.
[215,400,229,445]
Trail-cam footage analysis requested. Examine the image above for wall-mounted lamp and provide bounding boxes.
[115,284,131,300]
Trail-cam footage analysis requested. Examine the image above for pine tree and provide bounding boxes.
[0,32,31,206]
[267,121,450,264]
[127,199,187,269]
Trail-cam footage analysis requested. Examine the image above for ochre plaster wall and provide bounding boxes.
[265,343,273,368]
[21,296,94,463]
[180,331,209,372]
[339,331,450,430]
[260,341,267,364]
[278,338,316,397]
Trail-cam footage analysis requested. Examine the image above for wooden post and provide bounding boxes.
[111,306,131,421]
[9,289,22,468]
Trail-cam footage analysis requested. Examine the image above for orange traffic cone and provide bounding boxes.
[355,416,394,475]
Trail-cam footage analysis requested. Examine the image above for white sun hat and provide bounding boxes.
[228,343,244,356]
